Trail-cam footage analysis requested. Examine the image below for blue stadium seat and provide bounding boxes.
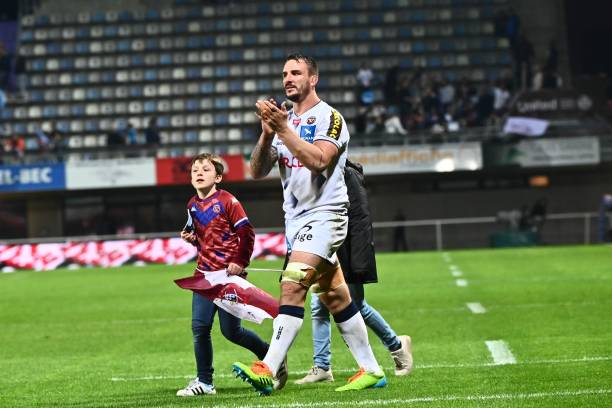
[118,10,133,22]
[144,101,156,113]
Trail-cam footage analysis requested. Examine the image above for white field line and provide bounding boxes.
[110,355,612,381]
[485,340,517,365]
[451,270,463,277]
[466,302,486,314]
[210,389,612,408]
[456,279,468,287]
[442,253,452,263]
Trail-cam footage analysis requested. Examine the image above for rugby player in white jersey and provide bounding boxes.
[232,54,385,394]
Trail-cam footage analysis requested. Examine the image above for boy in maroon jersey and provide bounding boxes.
[176,153,287,396]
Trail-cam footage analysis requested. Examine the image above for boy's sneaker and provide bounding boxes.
[232,361,274,395]
[176,378,216,396]
[335,368,386,392]
[294,366,334,384]
[390,335,413,376]
[273,356,288,390]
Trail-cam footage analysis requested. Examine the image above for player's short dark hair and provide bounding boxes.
[191,153,224,176]
[285,53,318,76]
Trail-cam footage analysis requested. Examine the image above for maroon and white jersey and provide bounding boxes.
[184,189,254,271]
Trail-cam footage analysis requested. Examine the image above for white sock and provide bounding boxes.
[263,314,303,375]
[336,313,382,374]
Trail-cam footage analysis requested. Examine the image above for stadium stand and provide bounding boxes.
[1,0,513,163]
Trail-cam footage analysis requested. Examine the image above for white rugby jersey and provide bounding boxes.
[271,100,350,220]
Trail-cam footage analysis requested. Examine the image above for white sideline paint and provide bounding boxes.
[451,270,463,277]
[456,279,468,287]
[486,340,517,365]
[467,302,486,314]
[210,389,612,408]
[110,355,612,382]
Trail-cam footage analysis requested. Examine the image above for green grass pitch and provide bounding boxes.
[1,245,611,407]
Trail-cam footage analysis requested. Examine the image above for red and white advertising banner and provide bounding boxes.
[66,158,156,190]
[349,143,482,174]
[156,154,246,185]
[0,233,287,272]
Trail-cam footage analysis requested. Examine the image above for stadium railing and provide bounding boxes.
[1,212,600,252]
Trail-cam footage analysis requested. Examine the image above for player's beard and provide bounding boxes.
[286,84,310,102]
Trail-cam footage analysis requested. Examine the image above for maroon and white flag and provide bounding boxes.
[175,270,279,324]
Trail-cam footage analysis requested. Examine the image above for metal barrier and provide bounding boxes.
[1,212,600,251]
[371,212,599,252]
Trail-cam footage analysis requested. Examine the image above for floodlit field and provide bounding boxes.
[1,246,611,408]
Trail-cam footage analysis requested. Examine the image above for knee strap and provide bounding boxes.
[281,262,318,288]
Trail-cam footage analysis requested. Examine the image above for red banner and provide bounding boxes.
[0,234,286,272]
[156,155,246,185]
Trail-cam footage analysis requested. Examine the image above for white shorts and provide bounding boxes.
[285,210,348,264]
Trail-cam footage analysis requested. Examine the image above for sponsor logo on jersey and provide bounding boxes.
[326,110,342,140]
[279,157,304,168]
[292,118,301,127]
[300,125,316,143]
[306,116,316,124]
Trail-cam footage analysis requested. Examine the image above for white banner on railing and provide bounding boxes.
[513,136,600,167]
[348,143,482,174]
[0,234,287,272]
[66,158,156,190]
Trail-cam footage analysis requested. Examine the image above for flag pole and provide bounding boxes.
[246,267,285,273]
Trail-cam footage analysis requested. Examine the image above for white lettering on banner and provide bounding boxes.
[0,168,53,185]
[349,143,482,175]
[0,169,14,185]
[19,167,53,184]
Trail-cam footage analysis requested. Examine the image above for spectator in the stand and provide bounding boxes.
[384,106,407,135]
[397,77,413,128]
[475,84,495,126]
[513,33,535,89]
[544,40,559,73]
[384,64,400,108]
[493,80,511,114]
[366,105,386,134]
[51,130,67,162]
[11,135,25,163]
[357,63,375,107]
[35,128,51,153]
[125,122,138,145]
[0,42,9,89]
[14,55,26,98]
[357,62,374,90]
[145,117,161,145]
[354,107,369,134]
[0,87,6,116]
[505,8,521,47]
[438,80,455,115]
[107,128,126,146]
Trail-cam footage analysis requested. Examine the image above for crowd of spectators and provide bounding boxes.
[352,7,568,138]
[0,116,161,164]
[354,66,514,137]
